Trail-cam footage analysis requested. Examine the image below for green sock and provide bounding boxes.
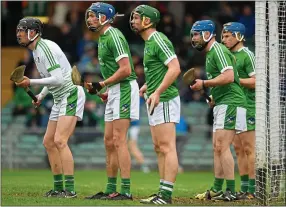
[159,179,164,191]
[240,174,249,193]
[159,180,173,200]
[120,178,131,195]
[212,178,224,192]
[53,174,63,191]
[226,180,235,194]
[64,175,75,193]
[105,177,117,194]
[248,179,255,194]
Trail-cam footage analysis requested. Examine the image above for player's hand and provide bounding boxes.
[99,90,108,103]
[190,79,203,91]
[85,82,104,95]
[15,76,30,88]
[207,95,215,108]
[139,84,147,97]
[147,90,160,108]
[32,94,42,107]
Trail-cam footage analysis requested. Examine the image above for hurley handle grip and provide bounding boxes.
[25,87,38,102]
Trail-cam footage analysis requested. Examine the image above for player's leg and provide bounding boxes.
[42,119,63,197]
[238,130,256,199]
[233,134,249,195]
[211,105,242,201]
[54,116,77,198]
[106,80,139,200]
[86,96,118,200]
[54,86,85,198]
[143,96,180,204]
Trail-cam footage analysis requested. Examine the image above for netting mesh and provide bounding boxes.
[255,1,286,205]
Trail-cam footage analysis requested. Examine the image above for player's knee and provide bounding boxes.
[104,136,114,150]
[243,145,253,156]
[43,137,56,150]
[158,143,172,155]
[153,143,160,153]
[214,145,224,155]
[113,134,127,149]
[54,138,67,150]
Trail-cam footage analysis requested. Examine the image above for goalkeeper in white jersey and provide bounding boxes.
[16,17,86,198]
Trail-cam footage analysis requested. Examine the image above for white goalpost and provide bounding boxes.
[255,1,286,205]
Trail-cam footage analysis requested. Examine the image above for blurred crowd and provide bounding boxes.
[2,1,255,129]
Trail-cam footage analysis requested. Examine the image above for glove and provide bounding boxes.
[87,82,103,95]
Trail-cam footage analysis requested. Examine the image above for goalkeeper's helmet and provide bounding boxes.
[222,22,245,42]
[190,20,216,51]
[16,17,43,47]
[85,2,117,32]
[130,5,160,33]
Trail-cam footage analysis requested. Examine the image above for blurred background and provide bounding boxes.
[1,1,255,172]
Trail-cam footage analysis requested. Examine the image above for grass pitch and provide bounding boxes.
[2,169,261,206]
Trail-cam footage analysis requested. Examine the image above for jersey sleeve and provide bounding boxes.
[154,34,177,65]
[244,51,256,77]
[213,45,234,73]
[107,31,129,62]
[38,41,60,73]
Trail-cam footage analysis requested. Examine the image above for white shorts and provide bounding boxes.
[105,80,140,122]
[49,86,86,121]
[147,95,181,126]
[213,104,247,133]
[128,125,140,141]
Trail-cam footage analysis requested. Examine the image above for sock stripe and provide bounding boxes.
[163,180,174,186]
[161,186,173,192]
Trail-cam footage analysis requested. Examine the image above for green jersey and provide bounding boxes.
[143,31,179,102]
[232,47,255,109]
[98,27,136,85]
[206,41,246,106]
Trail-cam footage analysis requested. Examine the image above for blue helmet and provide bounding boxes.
[191,20,216,35]
[85,2,117,32]
[190,20,216,51]
[222,22,245,41]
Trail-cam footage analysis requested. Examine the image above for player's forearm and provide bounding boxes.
[240,77,255,89]
[30,69,64,86]
[104,66,131,86]
[204,70,234,87]
[38,86,49,99]
[155,66,181,95]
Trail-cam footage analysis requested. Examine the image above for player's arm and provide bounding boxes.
[30,46,64,86]
[155,58,181,95]
[38,86,49,100]
[154,37,181,95]
[204,51,234,88]
[103,35,131,86]
[240,52,256,88]
[103,57,131,86]
[204,69,234,87]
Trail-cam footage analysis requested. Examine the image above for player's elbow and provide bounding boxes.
[123,66,132,77]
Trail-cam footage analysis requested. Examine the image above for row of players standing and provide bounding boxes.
[15,2,255,204]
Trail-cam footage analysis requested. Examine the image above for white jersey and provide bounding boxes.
[32,38,76,104]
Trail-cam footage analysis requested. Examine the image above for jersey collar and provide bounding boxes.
[148,31,157,40]
[237,46,246,52]
[104,26,112,35]
[209,41,217,51]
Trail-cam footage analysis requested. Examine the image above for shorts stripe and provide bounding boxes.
[66,87,78,116]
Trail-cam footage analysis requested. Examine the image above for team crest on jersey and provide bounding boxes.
[144,47,151,55]
[206,72,212,79]
[121,104,129,112]
[69,103,75,109]
[248,117,255,125]
[226,116,235,124]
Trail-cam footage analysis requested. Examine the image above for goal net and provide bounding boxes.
[255,1,286,205]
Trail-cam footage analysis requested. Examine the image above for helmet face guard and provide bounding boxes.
[129,5,160,34]
[221,22,245,49]
[16,17,42,47]
[85,2,117,32]
[190,20,216,51]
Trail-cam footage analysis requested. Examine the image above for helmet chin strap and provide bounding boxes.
[22,29,39,47]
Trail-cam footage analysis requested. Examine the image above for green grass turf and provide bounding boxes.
[0,169,265,206]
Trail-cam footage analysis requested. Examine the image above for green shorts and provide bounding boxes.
[246,107,255,131]
[213,104,247,132]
